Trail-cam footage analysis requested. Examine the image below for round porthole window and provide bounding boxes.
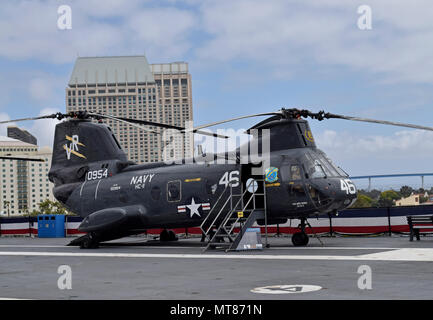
[246,178,258,193]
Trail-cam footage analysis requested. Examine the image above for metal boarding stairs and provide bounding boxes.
[200,178,268,252]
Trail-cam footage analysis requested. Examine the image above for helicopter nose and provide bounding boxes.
[325,178,357,210]
[336,178,357,208]
[307,178,356,212]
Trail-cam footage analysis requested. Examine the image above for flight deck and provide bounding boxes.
[0,235,432,300]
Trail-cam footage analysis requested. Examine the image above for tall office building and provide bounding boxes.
[66,55,193,163]
[7,126,37,145]
[0,137,54,216]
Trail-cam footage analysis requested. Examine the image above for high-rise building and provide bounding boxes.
[0,137,54,216]
[7,126,37,145]
[66,55,193,163]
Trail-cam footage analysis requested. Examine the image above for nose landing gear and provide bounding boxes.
[291,218,309,246]
[291,218,323,247]
[292,231,309,246]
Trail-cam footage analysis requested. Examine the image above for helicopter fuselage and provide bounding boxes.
[59,147,357,235]
[47,117,358,243]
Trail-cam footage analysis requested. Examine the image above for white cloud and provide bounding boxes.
[29,78,55,102]
[28,108,61,148]
[315,129,433,175]
[196,0,433,84]
[0,0,197,64]
[0,113,15,137]
[126,8,196,60]
[27,71,70,105]
[1,0,433,85]
[0,109,60,148]
[318,129,433,155]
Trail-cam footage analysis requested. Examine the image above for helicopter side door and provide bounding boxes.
[241,163,265,212]
[284,163,310,211]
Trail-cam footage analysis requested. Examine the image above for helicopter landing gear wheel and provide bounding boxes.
[80,233,99,249]
[291,217,310,247]
[291,232,309,246]
[160,229,178,242]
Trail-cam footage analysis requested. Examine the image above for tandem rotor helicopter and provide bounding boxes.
[2,108,433,249]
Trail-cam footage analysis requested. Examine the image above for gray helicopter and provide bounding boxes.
[3,108,431,249]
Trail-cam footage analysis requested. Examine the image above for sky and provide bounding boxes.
[1,0,433,190]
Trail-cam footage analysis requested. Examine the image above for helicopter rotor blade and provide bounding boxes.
[0,111,229,139]
[288,109,433,132]
[91,113,229,139]
[186,111,283,133]
[184,106,433,135]
[87,113,162,135]
[0,113,65,125]
[115,117,229,139]
[0,156,45,162]
[326,113,433,132]
[6,108,433,143]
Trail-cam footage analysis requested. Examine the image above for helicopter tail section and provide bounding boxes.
[48,119,128,187]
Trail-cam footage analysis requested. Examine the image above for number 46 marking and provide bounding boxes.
[219,170,239,187]
[340,179,356,194]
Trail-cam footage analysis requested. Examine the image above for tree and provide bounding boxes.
[360,189,381,201]
[378,190,401,207]
[399,185,413,198]
[3,200,10,218]
[351,194,374,208]
[415,188,425,195]
[30,199,74,216]
[420,196,429,204]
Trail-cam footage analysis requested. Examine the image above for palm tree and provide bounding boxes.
[3,201,10,218]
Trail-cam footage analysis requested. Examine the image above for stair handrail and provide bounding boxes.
[200,180,238,235]
[224,179,265,234]
[202,177,268,251]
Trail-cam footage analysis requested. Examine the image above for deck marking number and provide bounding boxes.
[251,284,322,294]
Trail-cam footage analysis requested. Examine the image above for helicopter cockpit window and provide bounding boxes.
[310,160,326,178]
[303,152,326,179]
[315,151,340,177]
[290,165,301,180]
[321,153,348,177]
[316,156,336,177]
[167,180,181,202]
[335,166,349,177]
[325,156,349,177]
[328,162,345,177]
[289,184,306,197]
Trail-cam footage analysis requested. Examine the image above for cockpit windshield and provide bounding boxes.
[311,160,326,178]
[302,150,349,178]
[303,152,327,178]
[316,150,348,177]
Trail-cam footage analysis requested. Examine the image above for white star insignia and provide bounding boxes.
[186,197,202,218]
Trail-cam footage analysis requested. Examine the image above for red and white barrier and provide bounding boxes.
[1,205,432,237]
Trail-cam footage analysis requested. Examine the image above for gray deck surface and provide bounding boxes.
[0,234,432,300]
